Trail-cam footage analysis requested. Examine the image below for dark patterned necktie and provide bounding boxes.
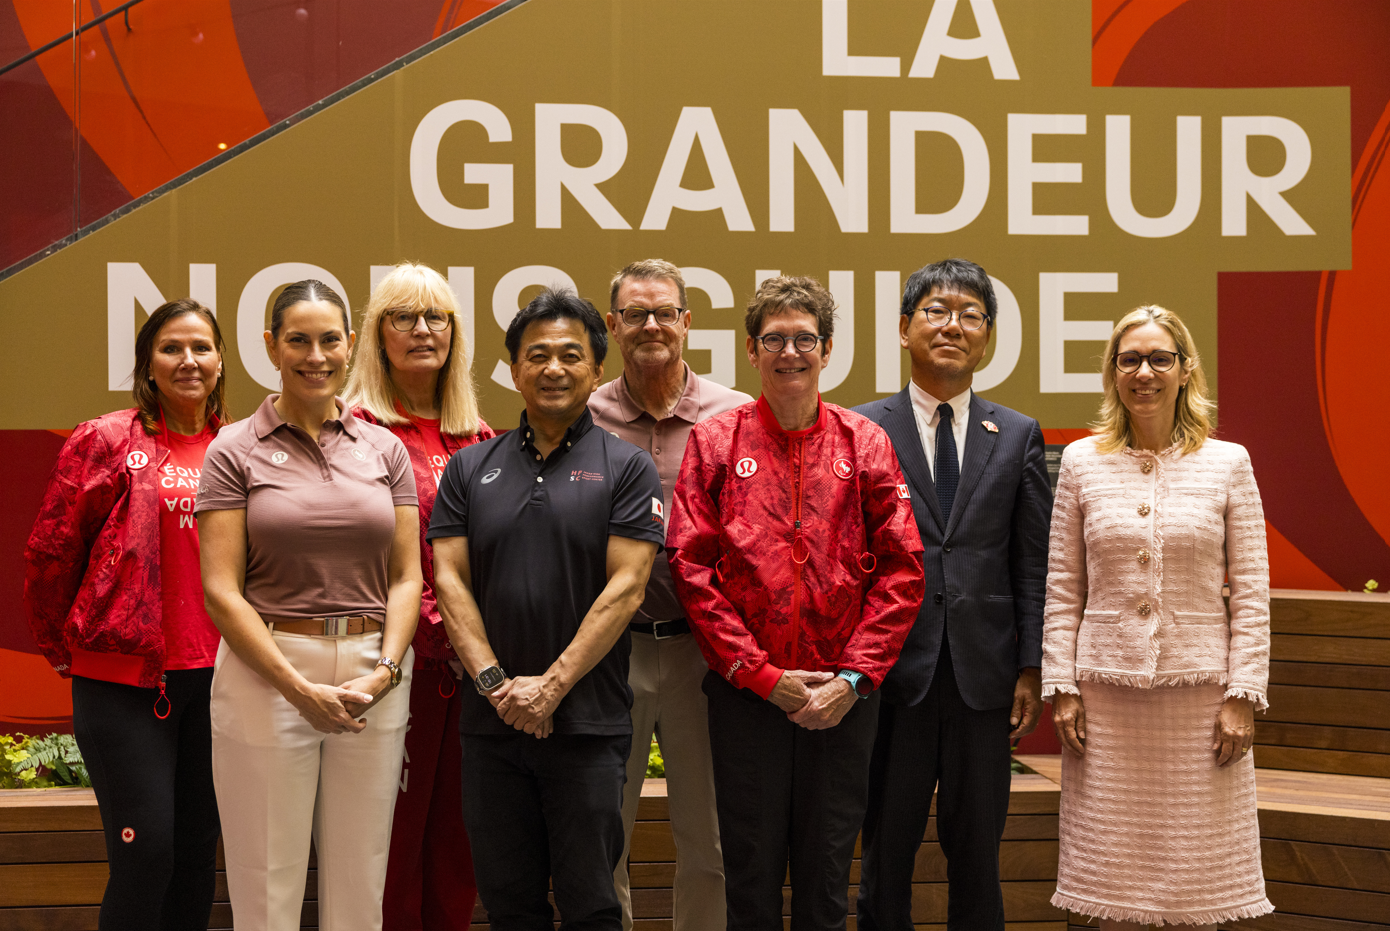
[935,402,959,522]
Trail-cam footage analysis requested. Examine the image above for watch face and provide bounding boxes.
[476,666,505,692]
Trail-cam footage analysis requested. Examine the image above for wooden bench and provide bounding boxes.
[1256,591,1390,780]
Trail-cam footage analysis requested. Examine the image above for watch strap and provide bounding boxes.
[837,669,870,699]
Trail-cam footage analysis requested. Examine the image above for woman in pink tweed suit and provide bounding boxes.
[1041,305,1273,928]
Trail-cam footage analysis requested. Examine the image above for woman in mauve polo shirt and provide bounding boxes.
[344,262,494,931]
[196,279,423,931]
[25,299,228,930]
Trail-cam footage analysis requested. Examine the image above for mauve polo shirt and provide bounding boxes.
[196,395,417,619]
[588,364,752,622]
[427,407,665,736]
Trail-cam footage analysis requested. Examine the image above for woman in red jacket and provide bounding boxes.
[668,276,925,931]
[345,262,493,930]
[25,298,228,930]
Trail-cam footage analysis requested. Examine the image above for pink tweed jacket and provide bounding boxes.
[1041,436,1270,709]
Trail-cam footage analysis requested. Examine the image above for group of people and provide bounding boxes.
[24,255,1273,931]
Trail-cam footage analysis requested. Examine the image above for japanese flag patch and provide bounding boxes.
[652,497,664,522]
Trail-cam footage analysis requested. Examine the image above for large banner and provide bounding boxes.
[2,0,1382,730]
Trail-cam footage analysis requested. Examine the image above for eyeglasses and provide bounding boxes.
[388,308,452,332]
[1115,350,1182,373]
[914,307,988,331]
[618,305,685,327]
[754,332,824,353]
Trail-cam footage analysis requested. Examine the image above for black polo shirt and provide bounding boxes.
[427,408,665,736]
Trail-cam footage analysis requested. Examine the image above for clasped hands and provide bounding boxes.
[488,675,557,739]
[769,670,858,729]
[291,665,395,735]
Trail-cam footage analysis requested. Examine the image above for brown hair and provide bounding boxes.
[270,279,350,338]
[344,262,483,436]
[131,299,229,435]
[609,258,687,311]
[1092,304,1214,455]
[745,275,836,351]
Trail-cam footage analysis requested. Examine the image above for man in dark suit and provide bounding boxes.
[853,258,1051,930]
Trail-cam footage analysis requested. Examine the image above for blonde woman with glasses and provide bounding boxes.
[345,262,494,930]
[1041,305,1273,928]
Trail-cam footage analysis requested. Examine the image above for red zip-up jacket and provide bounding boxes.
[669,397,925,698]
[353,407,494,664]
[24,409,214,688]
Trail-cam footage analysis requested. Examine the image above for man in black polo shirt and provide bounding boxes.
[429,288,665,931]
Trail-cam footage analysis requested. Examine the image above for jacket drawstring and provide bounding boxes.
[153,674,171,719]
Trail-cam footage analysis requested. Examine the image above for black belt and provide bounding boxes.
[630,617,690,640]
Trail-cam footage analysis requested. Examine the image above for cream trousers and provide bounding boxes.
[211,631,413,931]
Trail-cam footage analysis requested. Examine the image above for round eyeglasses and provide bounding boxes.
[754,332,824,353]
[619,305,685,327]
[388,308,452,332]
[915,307,988,330]
[1115,350,1182,373]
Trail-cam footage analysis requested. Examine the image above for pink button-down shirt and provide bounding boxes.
[589,363,752,621]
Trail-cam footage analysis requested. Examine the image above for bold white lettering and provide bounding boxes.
[756,270,781,292]
[448,267,476,370]
[490,266,578,389]
[1221,116,1314,236]
[534,103,631,230]
[107,263,166,391]
[889,111,989,233]
[909,0,1019,80]
[179,514,195,529]
[1106,115,1201,238]
[237,264,351,390]
[681,267,738,388]
[971,276,1022,390]
[641,108,754,231]
[768,110,869,233]
[820,270,855,391]
[1038,273,1117,393]
[1008,114,1088,235]
[875,271,902,393]
[821,0,899,77]
[189,265,217,314]
[410,100,513,230]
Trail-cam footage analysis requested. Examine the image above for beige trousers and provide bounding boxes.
[210,631,413,931]
[614,631,726,931]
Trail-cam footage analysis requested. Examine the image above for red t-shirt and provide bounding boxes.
[159,428,221,669]
[410,414,450,490]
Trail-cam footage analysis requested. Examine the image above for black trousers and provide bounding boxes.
[704,670,880,931]
[856,643,1013,931]
[461,732,630,931]
[71,669,221,931]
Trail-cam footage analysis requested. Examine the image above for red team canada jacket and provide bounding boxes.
[669,397,925,698]
[353,407,494,663]
[24,409,207,688]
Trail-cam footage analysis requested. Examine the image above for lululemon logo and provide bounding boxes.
[734,457,757,478]
[121,827,135,843]
[271,451,289,465]
[351,448,365,461]
[125,451,149,470]
[481,468,502,484]
[832,458,853,480]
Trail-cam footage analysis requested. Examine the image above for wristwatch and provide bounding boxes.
[376,656,403,689]
[474,664,507,695]
[837,669,871,699]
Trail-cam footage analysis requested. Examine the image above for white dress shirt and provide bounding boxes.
[908,381,971,481]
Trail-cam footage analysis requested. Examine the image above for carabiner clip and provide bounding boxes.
[858,552,877,574]
[153,674,171,719]
[439,669,457,699]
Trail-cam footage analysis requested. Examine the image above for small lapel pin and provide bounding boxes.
[982,421,998,433]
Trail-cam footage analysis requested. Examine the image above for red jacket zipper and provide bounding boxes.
[790,436,806,668]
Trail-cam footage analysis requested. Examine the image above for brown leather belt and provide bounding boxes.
[264,615,383,636]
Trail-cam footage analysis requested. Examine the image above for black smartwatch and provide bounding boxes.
[837,669,871,699]
[474,664,507,695]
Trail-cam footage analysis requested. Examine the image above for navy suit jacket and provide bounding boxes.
[853,388,1051,710]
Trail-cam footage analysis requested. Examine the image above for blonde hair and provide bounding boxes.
[344,262,482,436]
[1092,304,1214,455]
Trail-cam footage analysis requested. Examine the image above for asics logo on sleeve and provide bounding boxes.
[481,468,502,484]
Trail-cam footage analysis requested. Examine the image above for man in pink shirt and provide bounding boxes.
[589,259,752,931]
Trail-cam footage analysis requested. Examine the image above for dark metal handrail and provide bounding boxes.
[0,0,145,79]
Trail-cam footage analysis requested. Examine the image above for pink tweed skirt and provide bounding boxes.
[1053,681,1274,926]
